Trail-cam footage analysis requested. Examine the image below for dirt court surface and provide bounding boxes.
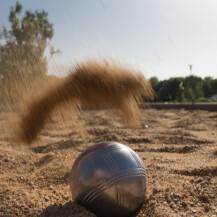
[0,108,216,217]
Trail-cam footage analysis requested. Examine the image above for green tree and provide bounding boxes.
[153,75,212,102]
[156,77,183,102]
[202,77,213,97]
[211,79,217,95]
[181,76,204,102]
[150,76,159,90]
[0,1,58,105]
[149,76,159,101]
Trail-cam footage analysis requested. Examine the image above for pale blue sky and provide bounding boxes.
[1,0,217,80]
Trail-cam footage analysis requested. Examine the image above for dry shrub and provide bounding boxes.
[15,60,155,144]
[0,37,51,111]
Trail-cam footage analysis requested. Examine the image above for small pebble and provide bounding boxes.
[14,201,20,206]
[181,202,188,208]
[48,185,54,190]
[203,176,211,182]
[29,200,35,207]
[6,196,12,200]
[184,185,191,190]
[22,192,29,196]
[195,178,203,183]
[204,205,210,212]
[44,196,49,202]
[152,188,159,195]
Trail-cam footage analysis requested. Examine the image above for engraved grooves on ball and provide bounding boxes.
[129,150,144,168]
[102,153,117,176]
[73,143,121,168]
[81,168,146,206]
[104,152,120,174]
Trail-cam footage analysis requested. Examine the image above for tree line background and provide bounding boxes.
[150,76,217,102]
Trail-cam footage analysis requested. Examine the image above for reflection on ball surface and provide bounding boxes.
[70,141,147,217]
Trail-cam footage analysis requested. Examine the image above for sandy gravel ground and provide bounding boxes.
[0,108,216,217]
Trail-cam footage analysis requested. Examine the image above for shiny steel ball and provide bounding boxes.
[70,141,147,217]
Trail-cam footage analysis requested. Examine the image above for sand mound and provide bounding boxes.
[15,61,154,144]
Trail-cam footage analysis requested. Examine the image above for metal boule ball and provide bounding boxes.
[70,141,147,217]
